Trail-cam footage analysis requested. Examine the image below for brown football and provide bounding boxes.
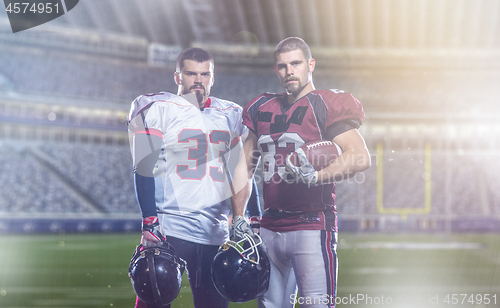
[289,140,341,171]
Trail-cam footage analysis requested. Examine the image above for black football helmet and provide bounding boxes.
[128,242,186,307]
[211,234,270,303]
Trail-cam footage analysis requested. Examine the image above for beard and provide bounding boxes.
[283,78,304,96]
[194,90,204,105]
[182,86,207,106]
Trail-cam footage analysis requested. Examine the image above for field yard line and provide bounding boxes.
[0,268,128,274]
[0,286,193,295]
[340,242,485,250]
[338,285,500,293]
[0,286,132,294]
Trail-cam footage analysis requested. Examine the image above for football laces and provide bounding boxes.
[306,140,333,149]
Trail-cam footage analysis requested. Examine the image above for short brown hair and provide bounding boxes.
[176,48,214,73]
[274,37,312,62]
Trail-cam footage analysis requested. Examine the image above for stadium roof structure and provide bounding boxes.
[1,0,500,114]
[1,0,500,59]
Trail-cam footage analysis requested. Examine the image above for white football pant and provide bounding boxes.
[258,228,338,308]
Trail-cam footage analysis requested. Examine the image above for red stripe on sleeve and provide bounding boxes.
[133,128,163,138]
[230,135,241,147]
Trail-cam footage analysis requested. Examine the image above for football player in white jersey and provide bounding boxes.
[128,48,260,308]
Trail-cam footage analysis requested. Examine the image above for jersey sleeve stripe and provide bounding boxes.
[230,135,241,147]
[133,128,163,138]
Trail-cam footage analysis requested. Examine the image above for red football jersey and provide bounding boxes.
[242,89,365,232]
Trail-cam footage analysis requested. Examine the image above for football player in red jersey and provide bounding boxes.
[231,37,371,307]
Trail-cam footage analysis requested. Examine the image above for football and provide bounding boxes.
[289,140,341,171]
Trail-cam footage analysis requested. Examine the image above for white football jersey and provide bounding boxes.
[128,92,245,245]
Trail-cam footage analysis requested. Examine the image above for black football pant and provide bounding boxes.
[164,235,229,308]
[135,236,229,308]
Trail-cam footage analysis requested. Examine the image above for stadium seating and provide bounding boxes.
[3,44,499,114]
[0,143,92,214]
[37,142,138,214]
[1,37,500,233]
[1,141,499,233]
[0,46,174,102]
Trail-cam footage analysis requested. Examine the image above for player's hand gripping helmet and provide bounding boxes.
[211,233,270,302]
[128,242,186,306]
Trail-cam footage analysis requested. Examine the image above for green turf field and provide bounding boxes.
[1,233,499,307]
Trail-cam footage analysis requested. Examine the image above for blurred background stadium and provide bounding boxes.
[1,0,500,307]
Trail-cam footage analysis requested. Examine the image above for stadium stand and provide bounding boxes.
[36,142,138,214]
[0,45,174,103]
[3,40,500,114]
[211,72,282,106]
[0,44,285,107]
[0,143,94,214]
[1,138,499,233]
[1,27,500,234]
